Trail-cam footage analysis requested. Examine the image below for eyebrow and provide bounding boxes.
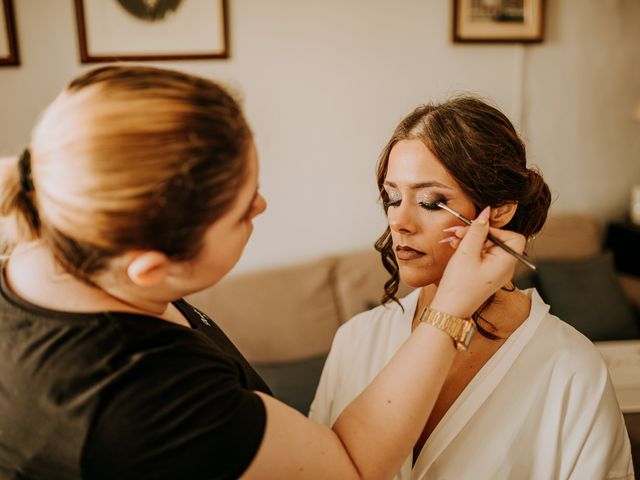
[383,180,454,190]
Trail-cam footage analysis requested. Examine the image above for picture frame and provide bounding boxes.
[453,0,545,43]
[0,0,19,66]
[74,0,229,63]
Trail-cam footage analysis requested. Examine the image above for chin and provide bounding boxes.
[398,267,441,289]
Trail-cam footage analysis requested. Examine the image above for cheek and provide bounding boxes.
[418,215,459,252]
[422,204,476,262]
[232,222,254,255]
[430,239,456,267]
[239,221,254,246]
[399,215,460,266]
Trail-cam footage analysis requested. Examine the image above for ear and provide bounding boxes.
[489,203,518,228]
[126,251,171,287]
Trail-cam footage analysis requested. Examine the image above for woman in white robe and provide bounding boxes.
[309,97,634,479]
[310,288,633,479]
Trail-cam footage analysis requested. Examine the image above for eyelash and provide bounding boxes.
[383,195,447,210]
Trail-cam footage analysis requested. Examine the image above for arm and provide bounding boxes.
[243,211,526,479]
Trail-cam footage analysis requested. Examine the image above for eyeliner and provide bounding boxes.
[436,202,536,271]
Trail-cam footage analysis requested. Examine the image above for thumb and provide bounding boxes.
[456,206,491,256]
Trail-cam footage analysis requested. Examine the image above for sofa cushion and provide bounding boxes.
[253,354,327,414]
[527,214,601,260]
[513,214,602,287]
[186,258,341,363]
[332,249,414,323]
[535,252,640,341]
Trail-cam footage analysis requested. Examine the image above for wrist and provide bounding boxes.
[419,307,476,352]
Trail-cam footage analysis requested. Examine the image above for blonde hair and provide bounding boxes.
[0,66,252,280]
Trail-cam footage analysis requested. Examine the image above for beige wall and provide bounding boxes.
[0,0,638,274]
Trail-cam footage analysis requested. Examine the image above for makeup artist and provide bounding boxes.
[0,66,524,479]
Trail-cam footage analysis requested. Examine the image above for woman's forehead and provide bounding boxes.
[386,139,456,188]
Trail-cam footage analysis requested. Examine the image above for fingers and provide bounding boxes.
[485,227,527,254]
[452,207,490,256]
[441,223,525,255]
[434,208,528,318]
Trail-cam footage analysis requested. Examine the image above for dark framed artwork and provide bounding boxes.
[453,0,545,43]
[0,0,19,66]
[74,0,229,63]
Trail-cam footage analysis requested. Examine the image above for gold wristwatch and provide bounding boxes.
[419,307,476,352]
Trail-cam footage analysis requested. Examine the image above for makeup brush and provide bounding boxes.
[436,202,536,271]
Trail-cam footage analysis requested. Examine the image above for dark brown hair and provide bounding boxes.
[0,66,252,282]
[375,96,551,338]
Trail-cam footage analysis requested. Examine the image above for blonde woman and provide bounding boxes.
[0,66,524,479]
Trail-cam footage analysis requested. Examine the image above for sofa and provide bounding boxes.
[186,214,640,472]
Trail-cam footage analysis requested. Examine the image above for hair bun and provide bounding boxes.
[510,167,551,238]
[525,168,550,203]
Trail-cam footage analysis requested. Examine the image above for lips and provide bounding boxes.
[395,245,425,261]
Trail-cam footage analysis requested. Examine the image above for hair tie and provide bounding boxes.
[18,148,34,193]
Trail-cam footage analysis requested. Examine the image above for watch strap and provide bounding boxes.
[419,307,476,352]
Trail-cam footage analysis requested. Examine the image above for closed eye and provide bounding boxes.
[419,201,440,211]
[419,194,448,211]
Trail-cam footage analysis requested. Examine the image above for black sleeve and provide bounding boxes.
[81,341,267,480]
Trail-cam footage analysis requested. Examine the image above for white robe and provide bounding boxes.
[309,289,634,479]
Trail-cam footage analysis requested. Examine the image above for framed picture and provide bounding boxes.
[0,0,19,66]
[74,0,229,63]
[453,0,545,43]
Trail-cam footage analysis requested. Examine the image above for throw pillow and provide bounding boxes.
[535,251,640,341]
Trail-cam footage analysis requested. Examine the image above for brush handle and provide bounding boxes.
[485,231,537,271]
[436,202,536,271]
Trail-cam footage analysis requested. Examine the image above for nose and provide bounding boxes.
[253,193,267,218]
[388,200,417,235]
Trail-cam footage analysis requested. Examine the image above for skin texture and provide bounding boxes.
[384,139,478,289]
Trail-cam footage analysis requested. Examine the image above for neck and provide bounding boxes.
[413,282,531,338]
[6,241,171,317]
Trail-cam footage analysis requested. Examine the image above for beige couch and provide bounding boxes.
[188,214,640,364]
[187,214,640,471]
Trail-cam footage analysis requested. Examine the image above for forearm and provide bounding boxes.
[245,324,455,480]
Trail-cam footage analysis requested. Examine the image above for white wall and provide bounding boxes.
[1,0,639,274]
[524,0,640,221]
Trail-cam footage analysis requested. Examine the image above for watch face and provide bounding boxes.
[457,321,477,351]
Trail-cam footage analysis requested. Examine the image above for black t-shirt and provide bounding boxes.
[0,265,272,479]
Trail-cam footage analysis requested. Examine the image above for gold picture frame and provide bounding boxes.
[74,0,229,63]
[0,0,19,66]
[453,0,545,43]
